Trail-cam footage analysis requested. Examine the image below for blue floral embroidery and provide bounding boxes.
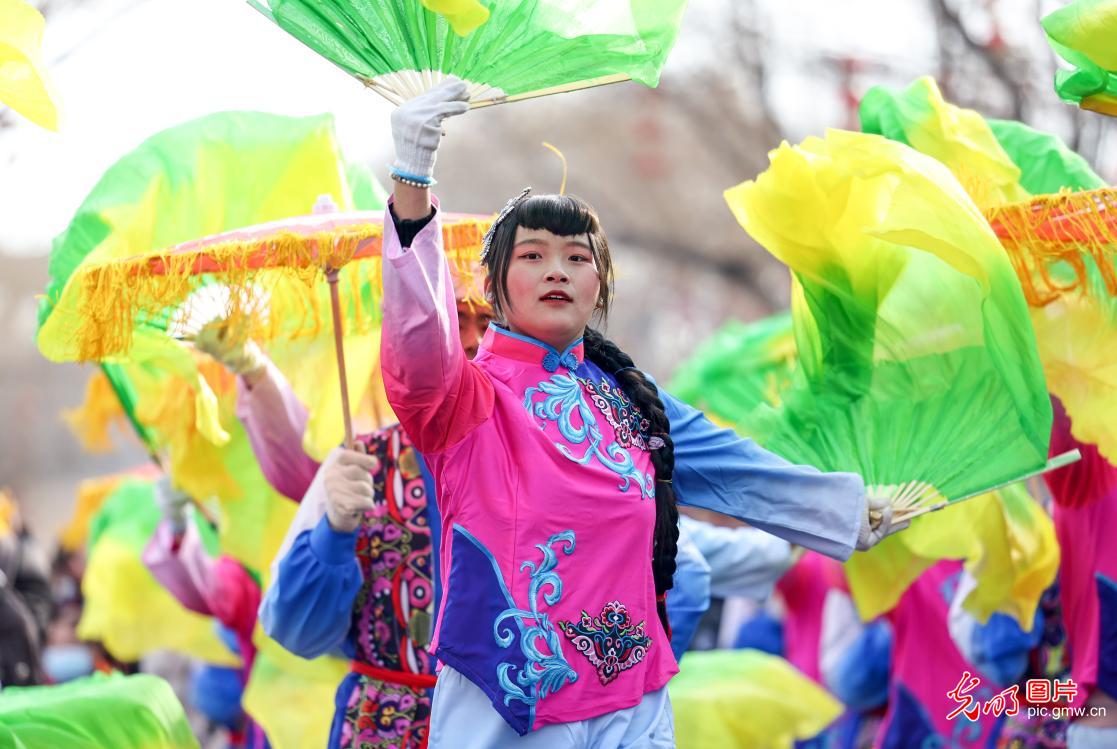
[524,374,654,498]
[493,531,578,711]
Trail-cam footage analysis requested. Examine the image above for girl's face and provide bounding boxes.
[491,226,602,352]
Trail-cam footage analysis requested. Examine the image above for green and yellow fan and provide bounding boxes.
[0,673,199,749]
[1043,0,1117,117]
[860,77,1117,466]
[668,313,795,431]
[725,129,1057,528]
[250,0,688,106]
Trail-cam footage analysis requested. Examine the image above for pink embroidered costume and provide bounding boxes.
[378,197,867,734]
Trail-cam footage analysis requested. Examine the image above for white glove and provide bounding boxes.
[323,447,381,533]
[194,319,267,376]
[855,492,911,551]
[155,476,192,534]
[390,77,470,182]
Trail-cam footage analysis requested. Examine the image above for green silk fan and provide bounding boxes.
[1043,0,1117,117]
[724,129,1054,522]
[250,0,688,106]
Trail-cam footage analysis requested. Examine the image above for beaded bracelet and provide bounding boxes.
[389,170,435,189]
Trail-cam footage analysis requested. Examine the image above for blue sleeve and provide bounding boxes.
[969,611,1042,687]
[659,385,864,561]
[418,454,442,625]
[666,524,711,661]
[827,620,892,712]
[259,515,362,659]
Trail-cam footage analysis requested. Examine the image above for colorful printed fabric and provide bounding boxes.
[0,673,199,749]
[340,678,431,749]
[352,427,435,674]
[1043,0,1117,116]
[253,416,441,749]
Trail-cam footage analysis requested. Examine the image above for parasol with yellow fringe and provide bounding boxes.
[37,111,400,458]
[61,204,489,447]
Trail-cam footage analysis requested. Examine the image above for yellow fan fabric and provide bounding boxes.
[669,649,843,749]
[0,0,60,130]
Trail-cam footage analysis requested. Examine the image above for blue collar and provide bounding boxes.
[482,324,584,373]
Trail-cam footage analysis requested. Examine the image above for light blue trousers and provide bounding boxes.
[1067,722,1117,749]
[428,666,675,748]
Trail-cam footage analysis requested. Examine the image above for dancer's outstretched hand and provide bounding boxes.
[194,319,267,376]
[855,491,911,551]
[155,476,192,534]
[322,446,380,533]
[391,77,470,183]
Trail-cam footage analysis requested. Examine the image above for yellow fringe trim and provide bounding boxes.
[59,473,131,552]
[62,368,127,452]
[986,187,1117,306]
[63,219,490,361]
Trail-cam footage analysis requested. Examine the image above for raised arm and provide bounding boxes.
[236,362,321,501]
[259,514,362,659]
[380,80,493,454]
[195,322,320,501]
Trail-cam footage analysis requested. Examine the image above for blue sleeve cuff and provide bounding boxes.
[309,515,359,566]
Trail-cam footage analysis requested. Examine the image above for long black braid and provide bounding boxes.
[582,327,679,634]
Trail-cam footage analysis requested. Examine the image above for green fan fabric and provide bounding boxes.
[861,78,1117,464]
[724,129,1052,507]
[1043,0,1117,116]
[987,119,1106,193]
[37,110,381,362]
[0,673,199,749]
[667,313,794,432]
[38,111,387,571]
[253,0,687,103]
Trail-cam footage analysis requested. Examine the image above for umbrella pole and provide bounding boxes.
[326,268,355,449]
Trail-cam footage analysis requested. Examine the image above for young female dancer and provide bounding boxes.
[306,79,901,747]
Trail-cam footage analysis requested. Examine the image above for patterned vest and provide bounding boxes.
[340,426,436,749]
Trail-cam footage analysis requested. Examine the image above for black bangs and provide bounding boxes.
[512,194,600,237]
[484,191,613,325]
